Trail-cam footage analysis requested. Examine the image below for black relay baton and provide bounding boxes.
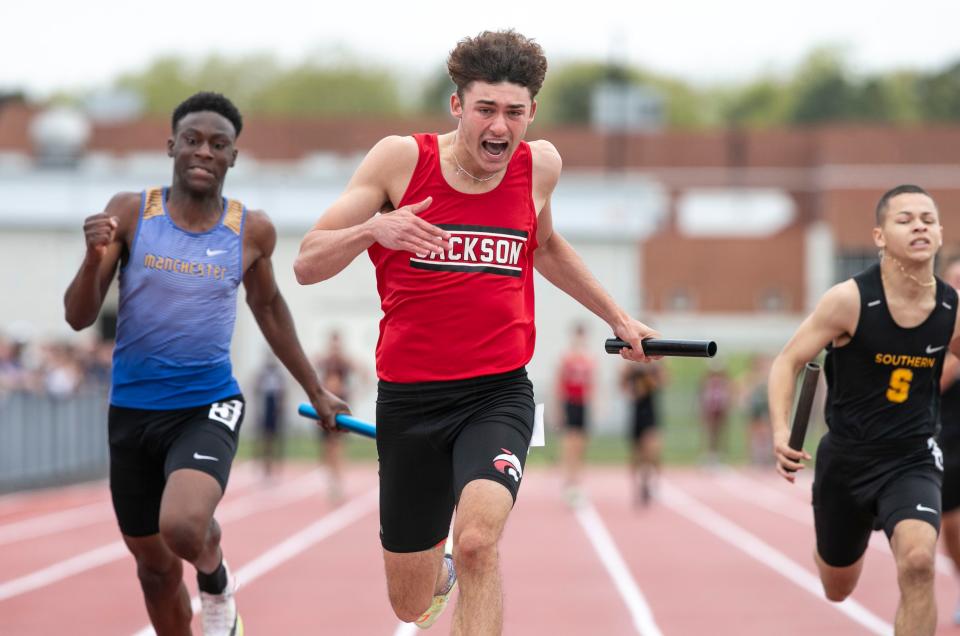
[787,362,821,457]
[604,338,718,358]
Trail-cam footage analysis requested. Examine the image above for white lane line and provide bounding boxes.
[661,480,893,636]
[131,488,379,636]
[0,469,331,601]
[717,470,954,577]
[574,500,664,636]
[0,467,262,546]
[0,480,107,514]
[0,501,109,547]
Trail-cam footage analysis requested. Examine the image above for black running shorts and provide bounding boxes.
[630,399,658,441]
[108,395,245,537]
[563,402,587,431]
[813,433,943,567]
[376,368,535,553]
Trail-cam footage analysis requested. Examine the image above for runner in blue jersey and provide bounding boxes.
[64,92,348,636]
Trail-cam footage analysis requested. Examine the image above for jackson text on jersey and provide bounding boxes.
[408,224,528,278]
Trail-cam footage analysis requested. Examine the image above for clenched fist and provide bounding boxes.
[83,213,118,259]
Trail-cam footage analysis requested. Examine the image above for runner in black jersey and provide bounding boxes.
[769,184,960,635]
[938,258,960,624]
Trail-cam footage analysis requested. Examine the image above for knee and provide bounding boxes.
[386,581,432,623]
[135,556,182,599]
[390,598,428,624]
[454,525,499,571]
[159,515,213,562]
[897,546,935,586]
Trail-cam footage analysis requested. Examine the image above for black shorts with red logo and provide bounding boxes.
[108,395,245,537]
[376,368,534,553]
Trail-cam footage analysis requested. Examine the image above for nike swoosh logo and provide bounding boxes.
[206,248,227,257]
[916,503,937,514]
[193,452,219,461]
[926,345,945,354]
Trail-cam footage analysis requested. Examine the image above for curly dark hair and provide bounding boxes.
[447,30,547,100]
[875,184,933,225]
[171,91,243,137]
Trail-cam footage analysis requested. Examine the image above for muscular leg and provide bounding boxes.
[451,479,514,635]
[814,551,866,602]
[562,428,586,491]
[122,534,192,635]
[637,429,662,505]
[890,519,938,636]
[382,542,447,622]
[159,468,225,574]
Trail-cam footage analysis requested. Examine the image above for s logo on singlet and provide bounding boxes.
[208,400,243,431]
[409,224,528,278]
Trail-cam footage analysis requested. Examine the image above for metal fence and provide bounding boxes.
[0,389,109,492]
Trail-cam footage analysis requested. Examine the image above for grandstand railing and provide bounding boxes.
[0,389,108,492]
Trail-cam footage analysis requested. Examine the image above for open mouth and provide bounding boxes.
[481,140,509,157]
[910,237,931,247]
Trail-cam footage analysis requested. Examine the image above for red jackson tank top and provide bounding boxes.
[367,133,538,382]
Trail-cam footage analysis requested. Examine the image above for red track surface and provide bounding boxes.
[2,463,960,635]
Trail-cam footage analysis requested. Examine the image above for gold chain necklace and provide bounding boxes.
[881,252,936,288]
[451,134,501,183]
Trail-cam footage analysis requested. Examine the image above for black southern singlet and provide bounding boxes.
[824,264,957,443]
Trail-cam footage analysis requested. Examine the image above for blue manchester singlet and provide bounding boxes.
[110,187,245,409]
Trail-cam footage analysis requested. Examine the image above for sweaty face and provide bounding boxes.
[168,111,238,195]
[451,81,536,174]
[875,193,942,263]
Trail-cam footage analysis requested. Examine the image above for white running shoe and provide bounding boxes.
[415,554,457,629]
[199,561,243,636]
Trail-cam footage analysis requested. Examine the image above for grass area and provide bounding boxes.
[238,412,758,467]
[239,353,786,468]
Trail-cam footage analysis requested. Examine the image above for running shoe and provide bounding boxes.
[200,560,243,635]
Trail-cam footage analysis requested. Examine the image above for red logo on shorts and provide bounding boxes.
[493,448,523,483]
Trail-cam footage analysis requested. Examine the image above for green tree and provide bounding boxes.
[719,77,789,127]
[854,73,921,123]
[419,67,455,116]
[115,53,403,118]
[535,61,709,128]
[918,61,960,121]
[251,64,400,116]
[786,47,858,124]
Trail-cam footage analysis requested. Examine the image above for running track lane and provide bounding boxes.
[5,465,960,634]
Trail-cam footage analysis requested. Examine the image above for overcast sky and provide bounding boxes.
[7,0,960,98]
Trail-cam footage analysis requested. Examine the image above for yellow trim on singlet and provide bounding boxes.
[223,199,243,234]
[142,187,164,220]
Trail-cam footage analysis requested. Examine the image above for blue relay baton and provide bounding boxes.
[298,403,377,439]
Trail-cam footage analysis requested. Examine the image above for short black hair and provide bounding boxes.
[875,184,932,225]
[171,91,243,138]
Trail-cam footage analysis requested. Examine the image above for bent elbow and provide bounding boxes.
[293,258,321,285]
[64,312,92,332]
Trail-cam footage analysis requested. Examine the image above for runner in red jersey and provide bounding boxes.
[295,30,657,634]
[556,323,596,505]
